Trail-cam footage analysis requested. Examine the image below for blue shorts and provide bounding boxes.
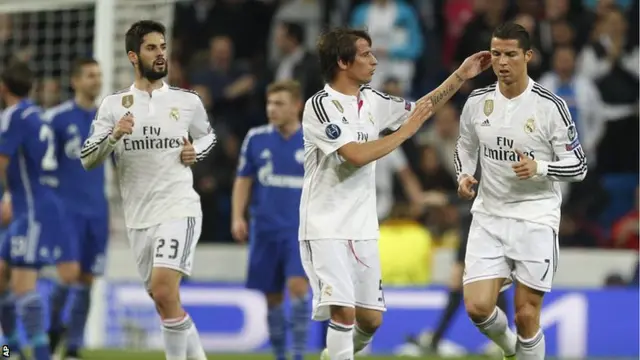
[0,208,78,269]
[246,229,306,293]
[67,212,109,275]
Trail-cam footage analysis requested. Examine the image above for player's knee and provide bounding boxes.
[356,309,383,334]
[56,262,80,284]
[515,302,540,333]
[286,277,308,298]
[464,297,496,322]
[330,305,356,325]
[149,282,178,307]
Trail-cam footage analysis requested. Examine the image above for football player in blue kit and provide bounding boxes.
[0,61,79,360]
[231,80,309,360]
[44,58,109,359]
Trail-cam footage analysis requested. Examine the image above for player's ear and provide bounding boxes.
[337,58,349,71]
[524,49,533,64]
[127,51,138,66]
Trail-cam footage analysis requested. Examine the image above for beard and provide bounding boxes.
[138,58,168,81]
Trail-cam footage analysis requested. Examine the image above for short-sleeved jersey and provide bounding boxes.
[299,84,415,240]
[454,79,588,231]
[80,83,216,229]
[0,100,61,216]
[44,100,107,217]
[237,124,304,233]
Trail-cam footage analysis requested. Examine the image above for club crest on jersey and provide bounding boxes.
[567,124,577,141]
[331,100,344,113]
[524,118,535,133]
[170,107,180,121]
[484,100,493,116]
[122,94,133,108]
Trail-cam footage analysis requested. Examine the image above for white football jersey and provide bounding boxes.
[81,83,216,229]
[299,84,415,241]
[454,79,587,231]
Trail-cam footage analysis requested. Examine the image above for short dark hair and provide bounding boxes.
[317,27,372,82]
[267,80,302,101]
[0,61,34,97]
[281,22,305,45]
[492,22,531,51]
[71,58,99,78]
[125,20,166,54]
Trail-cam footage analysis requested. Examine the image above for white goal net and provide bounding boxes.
[0,0,178,105]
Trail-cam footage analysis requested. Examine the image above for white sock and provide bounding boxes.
[517,329,545,359]
[353,324,373,353]
[187,321,207,360]
[473,307,517,356]
[327,321,354,360]
[161,314,191,360]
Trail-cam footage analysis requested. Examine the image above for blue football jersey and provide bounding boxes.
[237,124,304,232]
[44,101,107,216]
[0,100,61,215]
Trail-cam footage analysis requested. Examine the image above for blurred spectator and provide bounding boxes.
[167,55,189,89]
[190,35,255,137]
[577,7,639,173]
[610,186,639,250]
[35,77,61,109]
[538,46,604,166]
[268,0,322,64]
[439,0,475,68]
[350,0,424,94]
[268,21,323,101]
[376,148,425,221]
[172,0,217,63]
[453,0,508,93]
[415,103,460,178]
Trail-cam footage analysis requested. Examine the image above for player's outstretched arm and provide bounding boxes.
[520,96,587,182]
[189,96,216,163]
[80,101,119,170]
[339,101,434,167]
[416,51,491,114]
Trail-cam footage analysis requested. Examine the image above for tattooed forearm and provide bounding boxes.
[430,82,457,107]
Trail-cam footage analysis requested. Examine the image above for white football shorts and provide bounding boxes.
[126,216,202,288]
[300,239,386,321]
[463,212,559,292]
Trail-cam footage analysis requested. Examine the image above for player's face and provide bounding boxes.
[73,64,102,100]
[134,32,168,81]
[490,37,532,85]
[266,91,300,127]
[343,38,377,85]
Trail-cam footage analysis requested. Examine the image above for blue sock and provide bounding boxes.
[66,285,91,353]
[17,291,50,360]
[290,296,309,360]
[0,291,25,358]
[267,304,286,360]
[48,283,70,332]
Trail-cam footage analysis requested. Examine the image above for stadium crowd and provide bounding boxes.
[1,0,638,271]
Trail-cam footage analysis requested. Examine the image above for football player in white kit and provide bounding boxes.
[455,23,587,360]
[298,27,491,360]
[80,21,214,360]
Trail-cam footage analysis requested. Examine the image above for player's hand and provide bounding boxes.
[405,99,434,133]
[512,150,538,180]
[113,112,135,140]
[181,137,197,166]
[231,218,249,243]
[457,174,478,200]
[456,51,492,81]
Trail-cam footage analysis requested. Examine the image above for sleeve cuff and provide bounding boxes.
[535,160,548,176]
